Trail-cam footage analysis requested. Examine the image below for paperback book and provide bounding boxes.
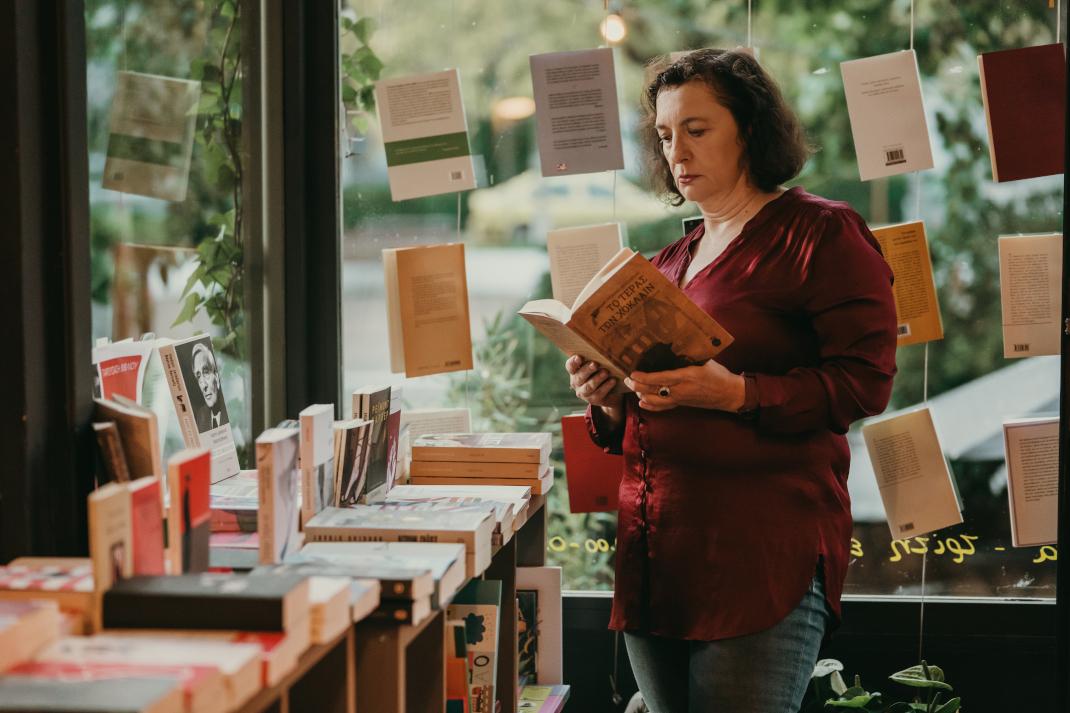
[447,579,502,713]
[561,413,621,513]
[299,404,336,524]
[333,417,373,507]
[166,448,212,575]
[1003,416,1059,547]
[869,221,944,346]
[352,385,402,500]
[256,428,302,565]
[998,233,1062,358]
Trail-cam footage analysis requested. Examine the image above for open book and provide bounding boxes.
[518,248,733,379]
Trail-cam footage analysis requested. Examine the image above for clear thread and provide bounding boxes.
[1058,0,1063,43]
[918,550,928,663]
[909,0,915,50]
[923,342,930,402]
[747,0,753,48]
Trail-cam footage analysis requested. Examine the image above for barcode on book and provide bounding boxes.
[897,324,911,337]
[1013,343,1030,352]
[885,148,906,165]
[449,170,464,181]
[899,522,915,533]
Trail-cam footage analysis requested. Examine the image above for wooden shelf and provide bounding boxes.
[238,627,356,713]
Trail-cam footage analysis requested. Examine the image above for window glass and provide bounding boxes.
[86,0,252,463]
[340,0,1062,595]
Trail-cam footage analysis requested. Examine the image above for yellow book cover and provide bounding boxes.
[870,220,943,346]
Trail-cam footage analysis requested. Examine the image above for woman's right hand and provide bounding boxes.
[566,356,624,414]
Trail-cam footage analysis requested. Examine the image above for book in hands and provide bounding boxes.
[518,248,733,381]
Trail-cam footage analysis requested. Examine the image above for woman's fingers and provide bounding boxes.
[587,375,618,404]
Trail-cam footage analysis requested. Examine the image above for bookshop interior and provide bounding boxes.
[2,1,1070,712]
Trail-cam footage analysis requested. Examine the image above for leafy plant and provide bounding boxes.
[803,659,961,713]
[339,11,383,145]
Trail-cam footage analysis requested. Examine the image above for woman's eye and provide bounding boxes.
[658,135,671,143]
[688,129,705,137]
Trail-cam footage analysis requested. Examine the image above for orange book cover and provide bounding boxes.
[870,221,943,346]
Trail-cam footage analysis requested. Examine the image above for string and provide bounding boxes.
[612,171,617,222]
[120,0,128,70]
[747,0,753,48]
[909,0,915,50]
[1058,0,1063,44]
[918,551,928,663]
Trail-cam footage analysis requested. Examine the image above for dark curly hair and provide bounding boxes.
[641,48,811,205]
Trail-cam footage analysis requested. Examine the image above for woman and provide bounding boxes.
[566,49,897,713]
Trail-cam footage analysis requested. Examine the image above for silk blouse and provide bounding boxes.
[586,187,898,640]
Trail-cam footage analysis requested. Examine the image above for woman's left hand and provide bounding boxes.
[625,360,746,412]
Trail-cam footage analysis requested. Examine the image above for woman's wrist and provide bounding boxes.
[598,402,625,429]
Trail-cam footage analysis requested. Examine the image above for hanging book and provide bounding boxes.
[518,248,733,380]
[530,48,625,176]
[978,43,1066,182]
[870,221,943,346]
[862,407,963,539]
[547,223,624,308]
[103,70,200,202]
[157,335,240,482]
[374,68,477,201]
[1003,416,1059,548]
[998,233,1062,358]
[840,50,934,181]
[383,243,474,378]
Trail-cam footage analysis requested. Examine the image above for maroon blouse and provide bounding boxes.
[586,187,898,641]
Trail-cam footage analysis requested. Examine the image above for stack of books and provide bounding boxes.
[408,433,554,495]
[378,483,533,546]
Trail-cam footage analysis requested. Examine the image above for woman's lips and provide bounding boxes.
[677,174,699,185]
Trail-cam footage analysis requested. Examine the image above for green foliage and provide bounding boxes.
[340,11,383,139]
[803,660,961,713]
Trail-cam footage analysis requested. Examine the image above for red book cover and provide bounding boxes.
[129,478,166,576]
[979,43,1066,182]
[167,448,212,574]
[560,414,622,513]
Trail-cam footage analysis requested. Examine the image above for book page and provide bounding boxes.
[529,48,625,176]
[547,223,624,307]
[102,71,200,202]
[862,407,963,539]
[870,221,943,345]
[394,244,474,377]
[999,233,1062,358]
[571,247,634,308]
[1003,417,1059,547]
[517,307,626,379]
[374,69,477,201]
[382,249,405,372]
[840,50,934,181]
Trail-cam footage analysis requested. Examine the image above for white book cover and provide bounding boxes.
[256,428,301,565]
[517,566,563,685]
[157,335,240,482]
[530,48,625,177]
[547,223,625,307]
[374,69,477,201]
[862,407,963,539]
[998,233,1063,358]
[1003,416,1059,547]
[299,404,336,524]
[102,71,200,202]
[840,50,934,181]
[92,338,155,404]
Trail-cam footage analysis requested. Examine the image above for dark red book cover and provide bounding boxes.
[979,43,1066,182]
[561,414,622,513]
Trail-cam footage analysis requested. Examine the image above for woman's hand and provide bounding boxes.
[566,356,623,410]
[625,360,746,413]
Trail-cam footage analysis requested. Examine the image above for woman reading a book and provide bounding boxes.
[566,49,897,713]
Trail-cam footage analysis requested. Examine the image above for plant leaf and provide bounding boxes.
[889,666,953,691]
[933,698,961,713]
[172,292,202,327]
[825,694,877,708]
[353,16,375,44]
[812,660,845,678]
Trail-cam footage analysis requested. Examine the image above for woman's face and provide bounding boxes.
[654,79,748,206]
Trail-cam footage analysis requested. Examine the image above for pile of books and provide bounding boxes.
[409,433,555,495]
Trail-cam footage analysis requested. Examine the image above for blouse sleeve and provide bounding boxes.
[751,210,898,435]
[584,402,626,455]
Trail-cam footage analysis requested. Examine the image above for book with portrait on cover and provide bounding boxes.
[518,248,733,381]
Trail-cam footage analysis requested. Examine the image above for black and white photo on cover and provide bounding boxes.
[175,335,229,432]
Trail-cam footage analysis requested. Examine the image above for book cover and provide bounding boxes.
[299,404,336,524]
[210,471,259,533]
[0,561,95,631]
[166,448,212,575]
[519,248,733,380]
[561,413,622,513]
[870,221,944,346]
[353,385,392,499]
[519,685,571,713]
[374,68,477,201]
[88,482,134,593]
[384,243,474,378]
[157,335,240,483]
[1003,416,1059,547]
[102,70,200,202]
[102,574,310,632]
[547,223,625,308]
[446,618,471,713]
[529,48,625,176]
[334,418,373,507]
[93,421,132,484]
[0,666,183,713]
[840,49,934,181]
[998,233,1062,358]
[0,600,61,674]
[94,397,163,483]
[128,477,166,576]
[410,463,554,496]
[978,43,1066,182]
[447,579,502,713]
[277,549,435,602]
[410,459,545,478]
[517,567,563,684]
[862,407,964,539]
[412,432,552,464]
[256,428,301,565]
[92,338,155,404]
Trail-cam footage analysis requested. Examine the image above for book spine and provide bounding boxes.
[257,443,274,565]
[409,460,542,477]
[410,447,543,464]
[158,344,201,449]
[304,528,471,548]
[101,590,286,631]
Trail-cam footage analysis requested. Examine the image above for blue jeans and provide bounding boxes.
[623,571,830,713]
